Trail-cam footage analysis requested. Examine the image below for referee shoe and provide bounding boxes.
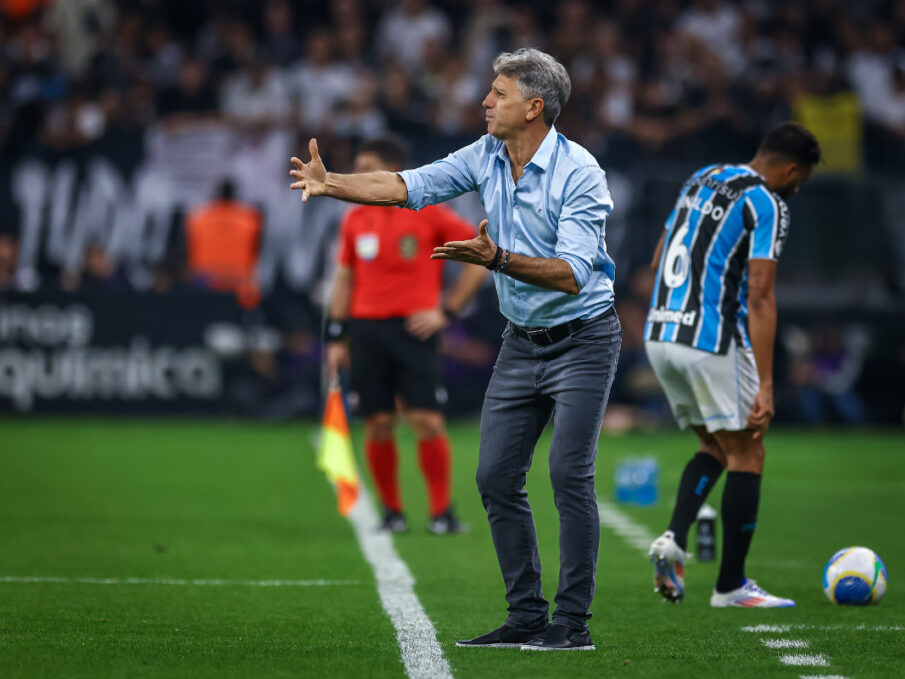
[426,506,470,535]
[379,508,408,533]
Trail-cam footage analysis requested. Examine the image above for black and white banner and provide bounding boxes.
[0,292,248,414]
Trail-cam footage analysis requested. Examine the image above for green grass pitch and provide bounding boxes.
[1,419,903,678]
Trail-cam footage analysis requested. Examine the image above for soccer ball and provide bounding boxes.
[822,546,888,605]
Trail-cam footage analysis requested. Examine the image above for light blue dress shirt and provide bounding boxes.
[398,126,615,327]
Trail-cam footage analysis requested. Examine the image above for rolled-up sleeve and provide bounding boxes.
[398,139,482,210]
[555,166,612,290]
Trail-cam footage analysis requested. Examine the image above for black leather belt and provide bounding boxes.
[510,307,614,346]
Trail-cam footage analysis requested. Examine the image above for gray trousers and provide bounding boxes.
[476,310,622,631]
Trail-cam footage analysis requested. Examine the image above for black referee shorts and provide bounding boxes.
[348,317,445,417]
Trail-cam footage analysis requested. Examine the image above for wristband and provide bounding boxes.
[496,249,511,273]
[485,246,503,271]
[325,318,348,341]
[442,305,458,321]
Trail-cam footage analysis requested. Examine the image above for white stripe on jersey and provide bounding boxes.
[747,189,780,260]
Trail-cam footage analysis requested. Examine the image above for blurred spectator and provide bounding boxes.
[186,180,262,308]
[260,0,300,66]
[157,56,217,121]
[428,51,483,135]
[287,30,356,135]
[460,0,511,80]
[376,0,451,76]
[676,0,745,77]
[332,72,387,140]
[550,0,593,68]
[42,0,116,78]
[221,55,291,132]
[58,240,129,293]
[784,325,869,425]
[141,22,182,88]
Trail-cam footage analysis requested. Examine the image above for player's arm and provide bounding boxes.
[325,265,353,379]
[650,230,666,272]
[746,258,777,438]
[291,139,408,206]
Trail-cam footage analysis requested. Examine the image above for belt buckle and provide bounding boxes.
[527,327,552,345]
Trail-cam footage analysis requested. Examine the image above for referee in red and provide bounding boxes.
[325,136,488,534]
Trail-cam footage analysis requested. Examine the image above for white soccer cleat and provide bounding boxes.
[710,579,796,608]
[648,530,686,603]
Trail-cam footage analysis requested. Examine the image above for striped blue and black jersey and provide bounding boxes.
[644,164,790,355]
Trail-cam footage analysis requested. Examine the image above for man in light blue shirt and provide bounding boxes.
[291,48,622,651]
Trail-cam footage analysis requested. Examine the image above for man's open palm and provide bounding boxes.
[289,138,327,202]
[431,219,496,266]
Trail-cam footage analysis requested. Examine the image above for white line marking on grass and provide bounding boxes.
[347,486,453,679]
[744,624,904,633]
[761,639,809,649]
[0,576,358,587]
[779,654,830,667]
[799,675,850,679]
[596,498,657,552]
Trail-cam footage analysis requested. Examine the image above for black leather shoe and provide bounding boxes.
[520,622,595,651]
[456,622,549,648]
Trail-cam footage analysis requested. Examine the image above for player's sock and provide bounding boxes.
[417,436,451,517]
[366,438,403,513]
[667,452,725,550]
[716,471,761,593]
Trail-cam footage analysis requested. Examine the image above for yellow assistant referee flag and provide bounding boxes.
[317,384,360,516]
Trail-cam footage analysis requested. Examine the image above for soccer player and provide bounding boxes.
[643,122,821,607]
[292,48,621,651]
[325,136,487,534]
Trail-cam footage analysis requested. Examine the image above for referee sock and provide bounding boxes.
[366,438,403,513]
[667,452,725,550]
[716,471,761,593]
[418,436,451,518]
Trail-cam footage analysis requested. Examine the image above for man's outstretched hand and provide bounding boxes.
[289,138,327,202]
[431,219,497,266]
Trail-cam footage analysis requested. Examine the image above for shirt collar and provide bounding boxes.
[495,125,558,172]
[528,125,558,171]
[740,163,765,180]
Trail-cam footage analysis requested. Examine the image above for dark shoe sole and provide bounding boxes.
[455,641,523,648]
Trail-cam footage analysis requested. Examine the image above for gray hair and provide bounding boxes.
[492,48,571,126]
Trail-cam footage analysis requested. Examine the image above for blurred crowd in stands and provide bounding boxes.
[2,0,905,424]
[2,0,904,167]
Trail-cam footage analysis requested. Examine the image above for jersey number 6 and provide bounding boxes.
[663,220,691,288]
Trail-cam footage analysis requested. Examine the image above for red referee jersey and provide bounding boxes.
[337,204,475,319]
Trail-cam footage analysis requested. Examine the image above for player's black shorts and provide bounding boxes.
[348,317,445,417]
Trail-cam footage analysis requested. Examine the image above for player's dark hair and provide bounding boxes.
[358,135,411,169]
[757,122,822,167]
